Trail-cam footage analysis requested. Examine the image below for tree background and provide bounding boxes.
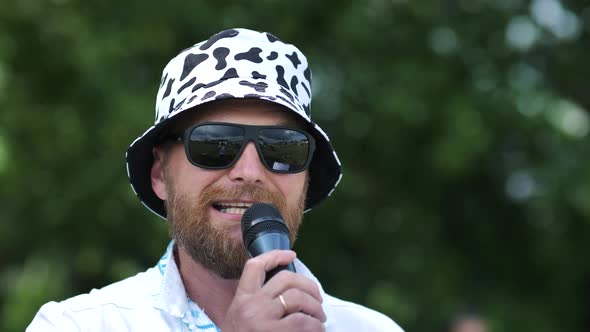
[1,0,589,331]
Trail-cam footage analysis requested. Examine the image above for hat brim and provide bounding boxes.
[126,78,342,219]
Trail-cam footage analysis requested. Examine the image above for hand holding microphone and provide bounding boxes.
[241,203,296,282]
[219,203,326,332]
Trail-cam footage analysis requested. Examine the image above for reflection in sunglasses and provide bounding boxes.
[183,123,315,173]
[272,162,291,171]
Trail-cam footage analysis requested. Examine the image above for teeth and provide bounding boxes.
[219,207,248,215]
[217,202,253,208]
[214,202,253,215]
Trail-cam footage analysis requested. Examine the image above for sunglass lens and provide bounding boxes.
[258,129,310,172]
[188,125,244,168]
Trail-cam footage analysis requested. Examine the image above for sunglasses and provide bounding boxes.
[170,122,316,174]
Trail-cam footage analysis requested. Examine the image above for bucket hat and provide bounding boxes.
[126,28,342,219]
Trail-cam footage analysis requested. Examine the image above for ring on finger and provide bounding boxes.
[279,294,288,312]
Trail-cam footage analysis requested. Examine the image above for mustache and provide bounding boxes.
[197,183,288,215]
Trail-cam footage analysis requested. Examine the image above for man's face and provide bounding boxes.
[152,99,308,279]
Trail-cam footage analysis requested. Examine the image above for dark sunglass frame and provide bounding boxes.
[173,122,316,174]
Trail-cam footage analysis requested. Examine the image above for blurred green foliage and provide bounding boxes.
[1,0,590,331]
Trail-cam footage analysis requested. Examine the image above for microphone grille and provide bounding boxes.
[244,220,289,248]
[241,203,289,248]
[241,203,283,232]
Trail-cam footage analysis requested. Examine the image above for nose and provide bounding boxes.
[227,142,266,184]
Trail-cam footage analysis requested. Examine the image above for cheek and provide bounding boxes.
[178,162,232,198]
[276,173,307,203]
[175,168,219,196]
[166,150,208,195]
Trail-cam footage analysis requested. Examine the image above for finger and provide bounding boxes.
[280,312,325,332]
[263,270,323,303]
[278,289,326,322]
[237,250,296,294]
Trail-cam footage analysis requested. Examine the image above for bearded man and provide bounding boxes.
[28,28,403,332]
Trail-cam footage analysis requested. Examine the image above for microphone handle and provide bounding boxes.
[247,232,297,282]
[265,262,296,283]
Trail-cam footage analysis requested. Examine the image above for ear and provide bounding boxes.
[151,146,168,201]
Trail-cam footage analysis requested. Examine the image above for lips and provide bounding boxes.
[212,202,253,215]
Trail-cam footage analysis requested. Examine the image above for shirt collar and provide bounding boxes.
[155,241,189,317]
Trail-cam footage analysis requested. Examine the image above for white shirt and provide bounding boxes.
[27,242,404,331]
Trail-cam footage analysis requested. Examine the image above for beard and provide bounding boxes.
[164,177,306,280]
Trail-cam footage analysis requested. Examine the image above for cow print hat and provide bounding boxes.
[126,28,342,219]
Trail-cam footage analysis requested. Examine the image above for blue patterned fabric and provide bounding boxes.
[157,241,220,332]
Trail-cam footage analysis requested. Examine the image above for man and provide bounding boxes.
[28,28,403,331]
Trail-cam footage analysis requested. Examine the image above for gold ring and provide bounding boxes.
[279,294,288,312]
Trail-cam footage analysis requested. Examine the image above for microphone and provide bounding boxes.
[241,203,296,282]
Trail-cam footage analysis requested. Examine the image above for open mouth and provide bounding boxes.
[212,202,253,215]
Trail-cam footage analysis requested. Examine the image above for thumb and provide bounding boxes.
[237,250,296,294]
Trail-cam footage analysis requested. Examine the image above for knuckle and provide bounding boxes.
[273,270,295,284]
[244,257,263,270]
[287,313,323,332]
[292,274,314,289]
[304,278,320,292]
[305,281,322,300]
[296,289,309,306]
[283,289,304,309]
[304,318,325,332]
[288,312,308,325]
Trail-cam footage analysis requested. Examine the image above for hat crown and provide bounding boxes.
[154,28,313,126]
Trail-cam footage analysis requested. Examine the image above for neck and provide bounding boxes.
[175,246,239,326]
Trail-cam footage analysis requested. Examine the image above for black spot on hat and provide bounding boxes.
[301,81,310,97]
[160,72,168,88]
[239,80,269,93]
[204,80,223,89]
[200,68,237,90]
[260,93,277,100]
[181,53,209,81]
[303,103,310,116]
[275,65,288,89]
[235,47,263,63]
[192,83,206,93]
[267,52,278,60]
[285,51,301,69]
[266,32,280,43]
[279,87,294,102]
[201,90,216,101]
[290,76,299,97]
[220,67,238,80]
[200,29,240,51]
[213,47,230,70]
[244,93,263,99]
[177,77,196,94]
[216,93,235,100]
[275,95,296,108]
[188,95,199,104]
[163,78,175,98]
[173,98,186,112]
[252,71,267,79]
[168,98,175,113]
